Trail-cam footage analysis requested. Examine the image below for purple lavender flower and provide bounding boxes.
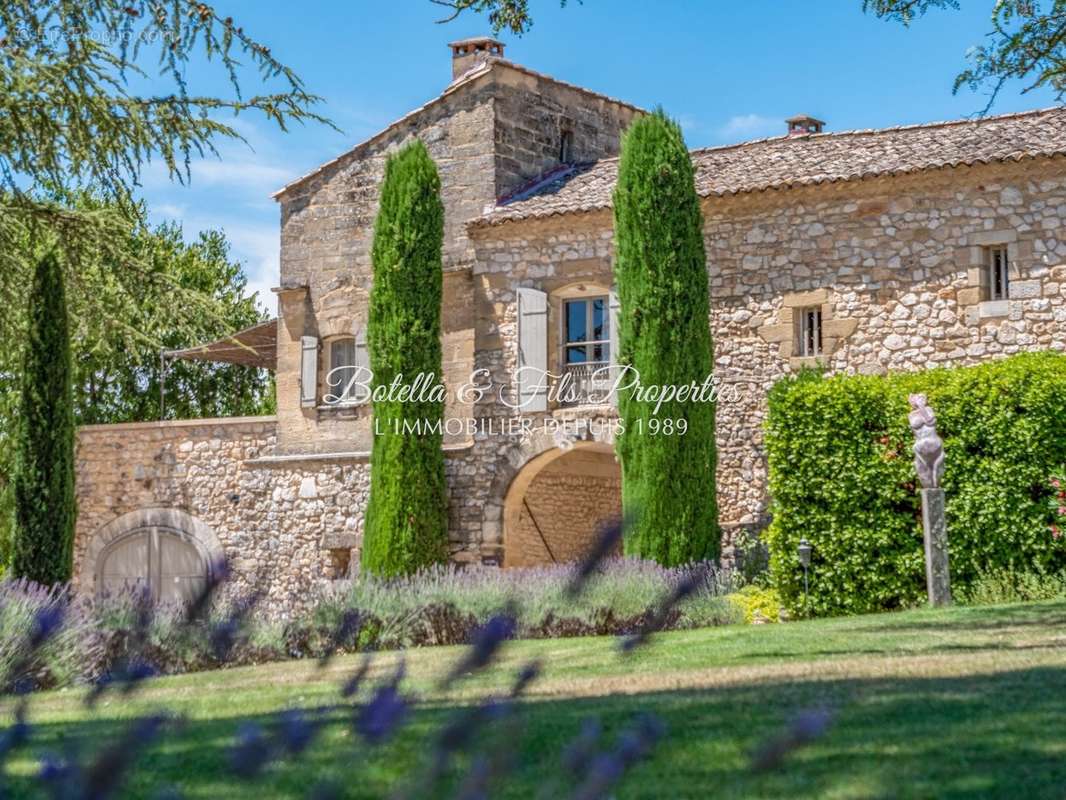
[440,611,516,688]
[355,659,408,744]
[229,722,272,778]
[750,706,835,771]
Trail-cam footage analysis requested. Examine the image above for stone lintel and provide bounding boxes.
[969,229,1017,246]
[782,288,829,308]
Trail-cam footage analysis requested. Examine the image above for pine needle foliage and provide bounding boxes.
[613,110,719,566]
[12,251,76,584]
[362,141,449,577]
[0,1,333,351]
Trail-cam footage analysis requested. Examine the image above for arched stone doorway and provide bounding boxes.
[85,508,222,604]
[503,442,622,567]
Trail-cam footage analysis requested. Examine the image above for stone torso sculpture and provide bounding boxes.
[908,393,944,489]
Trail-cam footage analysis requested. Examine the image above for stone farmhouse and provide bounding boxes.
[73,38,1066,615]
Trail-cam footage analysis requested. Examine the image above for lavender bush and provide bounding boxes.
[310,557,741,648]
[0,557,741,688]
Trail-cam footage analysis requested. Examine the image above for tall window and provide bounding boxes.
[328,337,357,403]
[564,297,610,365]
[559,130,573,164]
[987,245,1009,301]
[798,306,822,357]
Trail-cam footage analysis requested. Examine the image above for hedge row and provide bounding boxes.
[765,352,1066,616]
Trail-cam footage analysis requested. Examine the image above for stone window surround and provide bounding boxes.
[756,288,858,368]
[957,230,1020,320]
[316,315,369,415]
[957,230,1042,322]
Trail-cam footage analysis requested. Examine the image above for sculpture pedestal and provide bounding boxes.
[921,488,952,606]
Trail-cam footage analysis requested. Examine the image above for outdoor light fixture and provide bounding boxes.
[798,538,812,609]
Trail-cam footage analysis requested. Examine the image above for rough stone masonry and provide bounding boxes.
[72,38,1066,617]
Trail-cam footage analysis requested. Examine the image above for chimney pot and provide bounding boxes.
[785,114,826,136]
[449,36,506,81]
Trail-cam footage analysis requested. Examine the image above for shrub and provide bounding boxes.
[0,560,742,689]
[1049,468,1066,540]
[12,251,76,584]
[314,558,740,648]
[766,352,1066,616]
[613,110,718,565]
[362,139,449,576]
[958,566,1066,606]
[0,579,103,689]
[726,585,783,624]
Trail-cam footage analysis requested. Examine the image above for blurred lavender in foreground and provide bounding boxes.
[750,706,835,772]
[0,518,824,799]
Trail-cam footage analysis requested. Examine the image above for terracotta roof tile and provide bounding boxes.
[474,106,1066,226]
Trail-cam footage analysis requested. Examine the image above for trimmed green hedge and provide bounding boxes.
[765,352,1066,616]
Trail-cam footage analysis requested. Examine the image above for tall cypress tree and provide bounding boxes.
[13,251,76,584]
[613,110,719,565]
[362,140,449,576]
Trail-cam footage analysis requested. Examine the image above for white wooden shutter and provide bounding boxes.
[608,287,621,407]
[353,328,370,404]
[517,287,548,412]
[300,335,319,407]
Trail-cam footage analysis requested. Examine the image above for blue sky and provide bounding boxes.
[139,1,1060,314]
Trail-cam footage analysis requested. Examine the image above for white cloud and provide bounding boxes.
[186,159,292,193]
[716,113,781,142]
[212,220,279,315]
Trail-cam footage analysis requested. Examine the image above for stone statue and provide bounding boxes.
[908,393,945,489]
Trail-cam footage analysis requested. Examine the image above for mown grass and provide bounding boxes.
[5,600,1066,798]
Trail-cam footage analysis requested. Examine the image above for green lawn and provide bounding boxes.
[6,600,1066,798]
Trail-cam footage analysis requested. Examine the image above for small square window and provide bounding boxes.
[986,245,1010,301]
[798,307,822,358]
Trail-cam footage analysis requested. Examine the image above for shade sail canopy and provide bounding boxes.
[164,319,277,371]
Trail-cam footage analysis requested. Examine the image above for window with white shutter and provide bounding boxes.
[300,335,319,407]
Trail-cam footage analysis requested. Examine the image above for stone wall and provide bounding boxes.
[491,67,640,197]
[469,158,1066,559]
[74,416,371,618]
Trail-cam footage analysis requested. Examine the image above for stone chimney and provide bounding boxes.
[449,37,505,81]
[786,114,826,136]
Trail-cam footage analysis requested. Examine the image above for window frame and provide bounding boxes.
[986,244,1010,301]
[797,306,823,358]
[325,336,361,406]
[561,295,611,367]
[559,129,574,164]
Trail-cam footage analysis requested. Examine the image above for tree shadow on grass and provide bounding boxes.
[4,665,1066,799]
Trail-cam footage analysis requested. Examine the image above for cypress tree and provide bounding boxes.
[362,140,449,576]
[613,110,719,565]
[13,251,76,584]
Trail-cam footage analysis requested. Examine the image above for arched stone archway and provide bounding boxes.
[500,441,622,567]
[84,508,222,601]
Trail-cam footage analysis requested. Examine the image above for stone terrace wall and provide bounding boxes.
[75,417,371,618]
[469,158,1066,560]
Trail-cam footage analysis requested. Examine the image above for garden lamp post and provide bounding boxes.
[797,538,812,609]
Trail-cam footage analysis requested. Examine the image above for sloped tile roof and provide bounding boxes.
[474,106,1066,226]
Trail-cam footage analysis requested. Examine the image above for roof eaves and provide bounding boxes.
[469,148,1066,229]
